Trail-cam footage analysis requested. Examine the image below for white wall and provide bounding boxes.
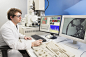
[0,0,27,28]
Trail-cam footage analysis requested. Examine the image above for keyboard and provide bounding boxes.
[31,35,46,42]
[32,41,75,57]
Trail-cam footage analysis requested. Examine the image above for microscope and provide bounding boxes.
[21,0,45,27]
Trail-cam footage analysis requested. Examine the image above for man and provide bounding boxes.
[0,8,42,57]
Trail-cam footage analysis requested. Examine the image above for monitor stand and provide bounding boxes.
[50,33,57,39]
[63,40,81,49]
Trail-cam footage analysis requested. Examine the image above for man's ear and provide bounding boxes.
[10,16,13,20]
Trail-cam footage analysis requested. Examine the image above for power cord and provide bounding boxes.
[45,0,49,11]
[80,51,86,57]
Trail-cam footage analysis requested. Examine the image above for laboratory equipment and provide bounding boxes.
[21,0,45,27]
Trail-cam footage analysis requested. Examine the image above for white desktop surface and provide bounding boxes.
[20,35,86,57]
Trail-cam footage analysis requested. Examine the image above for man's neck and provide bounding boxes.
[11,20,17,26]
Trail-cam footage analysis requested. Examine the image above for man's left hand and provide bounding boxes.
[24,36,32,40]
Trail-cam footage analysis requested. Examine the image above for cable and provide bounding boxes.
[80,51,86,57]
[45,0,49,11]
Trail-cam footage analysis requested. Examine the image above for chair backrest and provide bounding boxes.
[0,31,7,46]
[0,45,11,50]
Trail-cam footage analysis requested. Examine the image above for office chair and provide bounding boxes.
[0,45,30,57]
[0,45,11,57]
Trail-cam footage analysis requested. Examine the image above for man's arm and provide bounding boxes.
[19,33,25,39]
[1,28,32,50]
[19,33,32,40]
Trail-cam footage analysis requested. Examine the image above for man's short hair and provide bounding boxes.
[7,8,22,20]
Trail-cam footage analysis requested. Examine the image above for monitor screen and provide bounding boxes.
[60,15,86,44]
[40,15,61,38]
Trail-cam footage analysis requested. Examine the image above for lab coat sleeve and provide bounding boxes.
[19,33,25,39]
[18,25,25,39]
[1,28,32,50]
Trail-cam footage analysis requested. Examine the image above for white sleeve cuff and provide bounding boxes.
[25,41,32,49]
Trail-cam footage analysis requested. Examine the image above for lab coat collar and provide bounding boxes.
[9,20,18,30]
[9,20,17,27]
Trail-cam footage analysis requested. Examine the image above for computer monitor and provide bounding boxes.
[39,15,62,39]
[59,15,86,49]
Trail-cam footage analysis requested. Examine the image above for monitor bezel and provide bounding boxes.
[39,15,62,35]
[59,15,86,44]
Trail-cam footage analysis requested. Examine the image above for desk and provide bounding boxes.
[21,35,86,57]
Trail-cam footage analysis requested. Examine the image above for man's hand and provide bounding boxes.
[24,36,32,40]
[31,39,43,47]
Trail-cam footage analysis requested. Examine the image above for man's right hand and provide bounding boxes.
[31,39,43,47]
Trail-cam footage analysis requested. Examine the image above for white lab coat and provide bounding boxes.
[0,20,32,50]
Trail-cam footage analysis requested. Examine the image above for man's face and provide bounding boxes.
[11,12,22,25]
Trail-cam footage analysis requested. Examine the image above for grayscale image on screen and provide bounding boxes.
[62,18,86,39]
